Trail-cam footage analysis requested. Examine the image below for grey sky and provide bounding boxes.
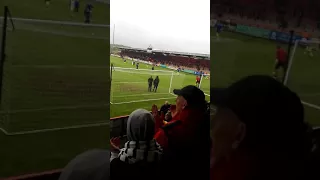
[110,0,210,54]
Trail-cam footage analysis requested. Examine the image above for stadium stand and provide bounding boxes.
[119,47,210,74]
[211,0,320,37]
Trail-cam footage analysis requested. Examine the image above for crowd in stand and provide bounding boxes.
[120,49,210,74]
[57,75,319,180]
[212,0,320,37]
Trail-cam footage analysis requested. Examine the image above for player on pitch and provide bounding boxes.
[111,63,115,71]
[45,0,51,7]
[148,76,153,92]
[84,3,93,23]
[304,46,314,57]
[153,76,160,92]
[273,45,288,82]
[215,22,223,40]
[196,75,201,88]
[74,0,80,12]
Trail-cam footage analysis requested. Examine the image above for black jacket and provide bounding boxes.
[154,78,160,85]
[110,158,162,180]
[148,78,153,85]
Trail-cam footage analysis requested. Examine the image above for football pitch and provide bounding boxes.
[0,26,109,133]
[110,56,210,117]
[0,0,110,178]
[0,0,109,24]
[211,29,320,127]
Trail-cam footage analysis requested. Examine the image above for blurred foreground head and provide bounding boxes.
[211,75,309,179]
[59,149,110,180]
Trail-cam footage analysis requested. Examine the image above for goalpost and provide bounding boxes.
[284,38,320,111]
[110,67,186,104]
[199,73,210,97]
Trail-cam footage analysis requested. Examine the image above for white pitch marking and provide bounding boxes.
[113,93,169,98]
[302,101,320,110]
[0,104,109,114]
[112,97,176,105]
[0,122,109,136]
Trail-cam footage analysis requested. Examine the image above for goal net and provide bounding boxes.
[284,39,320,123]
[110,67,186,104]
[0,17,109,134]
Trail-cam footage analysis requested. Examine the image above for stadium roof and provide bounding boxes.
[119,47,210,59]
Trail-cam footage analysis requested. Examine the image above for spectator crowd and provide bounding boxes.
[211,0,320,38]
[119,49,210,74]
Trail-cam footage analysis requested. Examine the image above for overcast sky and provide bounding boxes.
[110,0,210,54]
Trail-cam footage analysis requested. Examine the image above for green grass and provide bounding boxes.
[1,25,109,133]
[0,127,109,178]
[110,56,210,118]
[0,1,110,178]
[0,0,109,24]
[211,29,320,126]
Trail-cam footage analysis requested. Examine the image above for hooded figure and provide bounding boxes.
[110,109,163,180]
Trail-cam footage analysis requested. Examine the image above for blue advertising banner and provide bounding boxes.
[160,64,167,68]
[236,25,271,39]
[269,31,302,43]
[194,71,201,75]
[233,24,303,44]
[182,69,195,74]
[194,71,205,76]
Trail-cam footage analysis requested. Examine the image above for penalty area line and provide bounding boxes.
[0,122,110,136]
[0,104,109,114]
[113,82,146,84]
[11,65,109,69]
[112,97,176,105]
[0,127,9,135]
[113,93,169,98]
[302,101,320,110]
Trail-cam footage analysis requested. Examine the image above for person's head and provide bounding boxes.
[173,85,206,112]
[126,109,155,142]
[165,110,172,121]
[59,149,110,180]
[156,76,159,79]
[164,101,169,105]
[211,75,307,177]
